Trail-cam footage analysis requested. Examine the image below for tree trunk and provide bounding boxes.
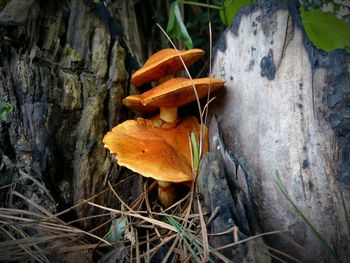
[209,1,349,262]
[0,0,142,227]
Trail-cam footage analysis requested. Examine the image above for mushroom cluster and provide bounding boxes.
[103,48,224,207]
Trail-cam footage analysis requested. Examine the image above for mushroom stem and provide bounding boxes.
[160,107,178,123]
[157,180,177,208]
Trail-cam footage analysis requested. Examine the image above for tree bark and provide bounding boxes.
[209,1,349,262]
[0,0,141,227]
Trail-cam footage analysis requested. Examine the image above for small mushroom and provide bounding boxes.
[103,116,207,207]
[124,77,225,123]
[131,48,205,87]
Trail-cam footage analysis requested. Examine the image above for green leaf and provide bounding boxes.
[166,1,193,49]
[301,7,350,53]
[0,100,12,120]
[167,1,177,33]
[220,0,256,26]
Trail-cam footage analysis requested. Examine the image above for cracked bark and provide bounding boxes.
[0,0,142,228]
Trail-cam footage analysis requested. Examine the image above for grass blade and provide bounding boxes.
[272,171,342,263]
[190,131,199,171]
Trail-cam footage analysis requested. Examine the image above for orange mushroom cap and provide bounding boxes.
[123,77,225,114]
[102,116,208,183]
[131,48,205,87]
[140,77,225,108]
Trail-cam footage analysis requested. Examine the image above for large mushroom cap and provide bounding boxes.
[103,116,207,183]
[140,77,225,108]
[131,48,205,87]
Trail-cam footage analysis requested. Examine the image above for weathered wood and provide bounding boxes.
[209,1,349,262]
[0,0,141,227]
[197,119,271,262]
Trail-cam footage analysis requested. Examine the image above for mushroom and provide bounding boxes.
[103,116,208,207]
[131,48,205,87]
[119,77,224,206]
[124,77,225,123]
